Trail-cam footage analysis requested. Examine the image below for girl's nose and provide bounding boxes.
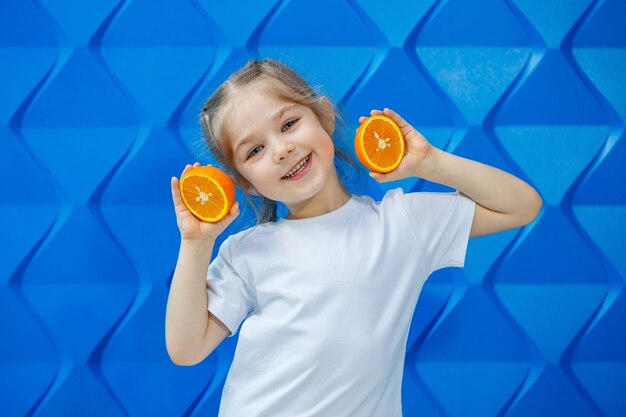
[274,142,296,163]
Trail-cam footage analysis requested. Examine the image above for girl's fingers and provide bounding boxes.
[181,164,191,176]
[171,177,183,207]
[382,108,410,129]
[358,110,382,126]
[227,202,240,218]
[358,109,387,124]
[369,171,385,182]
[226,202,241,224]
[180,162,201,178]
[171,176,190,214]
[369,170,399,183]
[360,109,418,141]
[382,108,422,140]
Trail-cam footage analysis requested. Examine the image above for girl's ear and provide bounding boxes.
[318,96,335,135]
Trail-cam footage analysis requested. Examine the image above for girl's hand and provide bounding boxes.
[170,162,240,243]
[358,108,435,182]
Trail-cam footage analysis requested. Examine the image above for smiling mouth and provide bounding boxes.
[282,154,311,179]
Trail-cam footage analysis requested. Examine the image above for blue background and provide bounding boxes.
[2,0,625,416]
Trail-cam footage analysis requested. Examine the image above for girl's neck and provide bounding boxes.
[284,183,351,220]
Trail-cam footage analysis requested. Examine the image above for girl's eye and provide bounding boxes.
[282,118,299,132]
[247,145,263,159]
[245,119,298,160]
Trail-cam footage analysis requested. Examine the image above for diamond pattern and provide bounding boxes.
[2,0,625,415]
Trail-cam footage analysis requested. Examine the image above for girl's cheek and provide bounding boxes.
[320,137,336,157]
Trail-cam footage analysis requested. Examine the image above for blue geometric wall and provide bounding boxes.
[1,0,624,416]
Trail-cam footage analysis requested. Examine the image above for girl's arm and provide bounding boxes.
[166,163,238,365]
[165,240,215,364]
[363,108,542,238]
[166,240,233,366]
[415,148,542,237]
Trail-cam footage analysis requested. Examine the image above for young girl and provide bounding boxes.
[165,58,542,416]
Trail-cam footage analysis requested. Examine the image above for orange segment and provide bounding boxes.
[354,114,405,173]
[179,165,235,223]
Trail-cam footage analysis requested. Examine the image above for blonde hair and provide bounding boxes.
[199,58,361,224]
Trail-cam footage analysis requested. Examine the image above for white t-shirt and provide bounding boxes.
[206,188,476,417]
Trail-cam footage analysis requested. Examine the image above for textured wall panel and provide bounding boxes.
[1,0,624,416]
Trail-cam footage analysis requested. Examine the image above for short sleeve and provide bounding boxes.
[206,236,256,337]
[399,189,476,273]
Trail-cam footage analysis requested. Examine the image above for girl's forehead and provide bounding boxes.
[229,87,302,123]
[242,89,287,108]
[244,82,294,107]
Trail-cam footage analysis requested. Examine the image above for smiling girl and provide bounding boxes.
[165,58,542,417]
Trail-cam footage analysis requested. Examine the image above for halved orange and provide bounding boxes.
[179,165,235,223]
[355,114,405,173]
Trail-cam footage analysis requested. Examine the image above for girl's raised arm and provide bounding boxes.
[362,108,543,238]
[165,162,239,365]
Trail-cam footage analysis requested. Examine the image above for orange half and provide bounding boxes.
[179,165,235,223]
[355,114,405,173]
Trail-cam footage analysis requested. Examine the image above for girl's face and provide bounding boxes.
[226,83,345,216]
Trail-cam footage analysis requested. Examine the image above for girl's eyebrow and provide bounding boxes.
[233,104,300,155]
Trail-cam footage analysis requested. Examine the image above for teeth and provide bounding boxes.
[284,155,309,178]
